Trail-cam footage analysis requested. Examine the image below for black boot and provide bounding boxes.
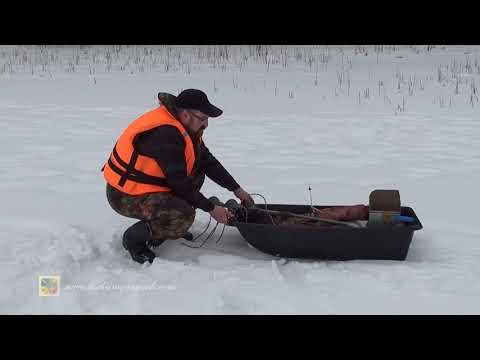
[182,232,194,241]
[122,221,157,264]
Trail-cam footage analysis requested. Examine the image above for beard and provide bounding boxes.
[191,127,205,143]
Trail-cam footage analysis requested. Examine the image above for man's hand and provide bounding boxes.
[233,187,255,206]
[209,205,234,224]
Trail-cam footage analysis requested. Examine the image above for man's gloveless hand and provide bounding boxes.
[209,205,234,224]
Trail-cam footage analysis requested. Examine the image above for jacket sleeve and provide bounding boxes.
[135,126,215,212]
[200,143,240,192]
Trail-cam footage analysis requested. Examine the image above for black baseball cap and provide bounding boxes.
[175,89,223,118]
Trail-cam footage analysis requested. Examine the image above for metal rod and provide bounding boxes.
[252,208,359,228]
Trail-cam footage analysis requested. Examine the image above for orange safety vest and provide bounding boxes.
[102,106,196,195]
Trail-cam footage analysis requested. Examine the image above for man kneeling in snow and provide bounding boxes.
[102,89,254,264]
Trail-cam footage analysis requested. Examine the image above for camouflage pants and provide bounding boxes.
[106,174,205,241]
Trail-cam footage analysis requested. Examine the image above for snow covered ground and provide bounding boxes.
[1,45,479,314]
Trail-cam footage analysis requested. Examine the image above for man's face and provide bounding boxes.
[183,110,209,140]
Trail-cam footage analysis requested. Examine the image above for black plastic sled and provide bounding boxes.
[228,203,423,261]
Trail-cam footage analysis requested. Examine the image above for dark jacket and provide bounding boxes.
[133,93,240,212]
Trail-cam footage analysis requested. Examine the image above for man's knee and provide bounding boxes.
[161,196,195,222]
[149,208,195,240]
[146,193,195,239]
[175,209,195,234]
